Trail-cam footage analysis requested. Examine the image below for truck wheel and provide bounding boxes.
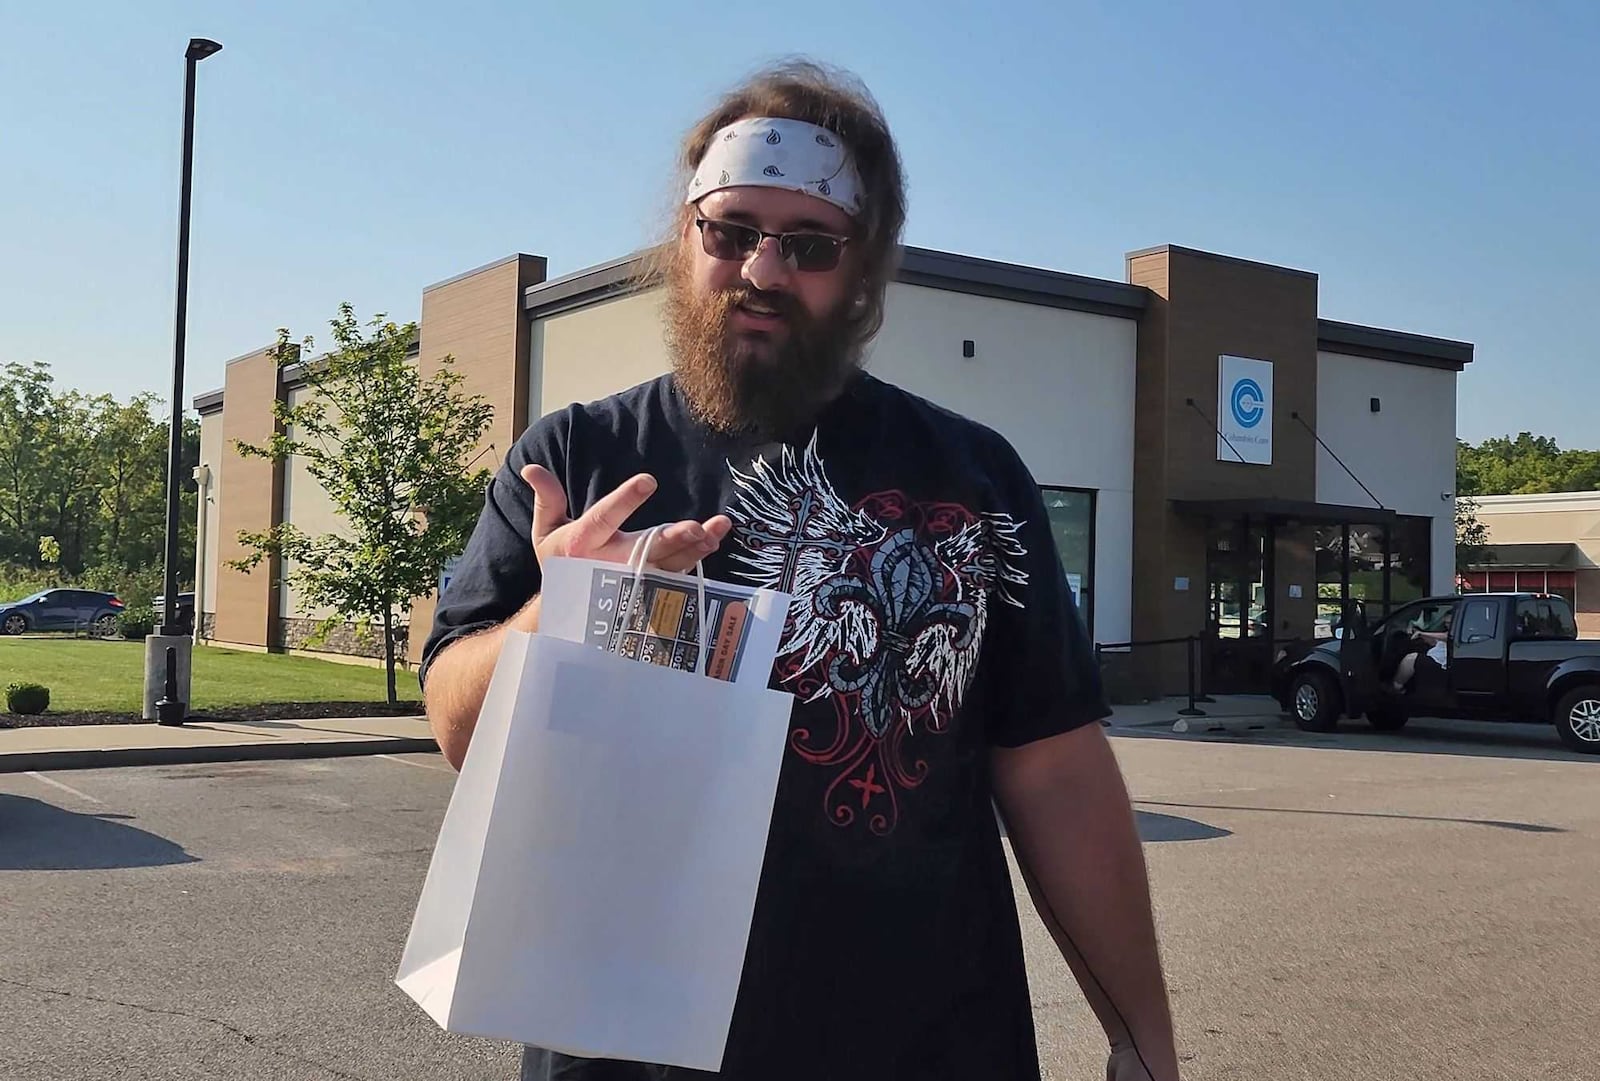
[1366,706,1409,732]
[1289,670,1341,732]
[1554,686,1600,754]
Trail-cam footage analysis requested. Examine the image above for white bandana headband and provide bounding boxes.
[686,117,865,218]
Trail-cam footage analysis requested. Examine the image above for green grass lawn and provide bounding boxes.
[0,638,420,713]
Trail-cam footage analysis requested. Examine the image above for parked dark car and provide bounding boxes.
[1273,593,1600,753]
[152,592,197,635]
[0,588,126,637]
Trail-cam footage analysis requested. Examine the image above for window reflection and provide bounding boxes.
[1042,488,1094,635]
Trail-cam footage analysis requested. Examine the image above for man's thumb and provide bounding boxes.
[522,464,568,542]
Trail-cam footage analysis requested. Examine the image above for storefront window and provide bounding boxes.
[1315,526,1347,638]
[1389,515,1432,609]
[1041,488,1094,635]
[1313,516,1433,635]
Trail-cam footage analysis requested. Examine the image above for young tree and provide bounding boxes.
[1454,445,1493,577]
[1454,494,1492,577]
[230,304,494,705]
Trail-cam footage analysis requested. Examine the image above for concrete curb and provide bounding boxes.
[0,736,440,774]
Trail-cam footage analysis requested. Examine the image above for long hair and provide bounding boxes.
[640,59,908,353]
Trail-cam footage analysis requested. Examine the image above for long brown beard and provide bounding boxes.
[663,258,861,439]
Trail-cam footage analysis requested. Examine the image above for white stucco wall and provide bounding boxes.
[1314,351,1459,593]
[197,410,224,616]
[533,291,671,419]
[530,281,1139,643]
[866,283,1137,644]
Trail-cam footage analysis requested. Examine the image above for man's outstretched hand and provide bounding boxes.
[522,464,732,573]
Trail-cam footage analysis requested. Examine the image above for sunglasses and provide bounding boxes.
[693,218,852,273]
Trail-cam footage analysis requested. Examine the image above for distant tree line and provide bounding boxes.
[0,360,198,604]
[1458,433,1600,497]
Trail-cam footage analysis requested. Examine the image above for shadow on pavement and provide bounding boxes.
[1135,810,1232,843]
[1137,799,1565,834]
[0,795,199,870]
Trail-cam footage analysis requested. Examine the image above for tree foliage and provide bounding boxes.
[230,304,494,705]
[1457,433,1600,497]
[0,360,197,604]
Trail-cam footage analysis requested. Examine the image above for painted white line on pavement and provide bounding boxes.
[376,753,453,773]
[24,771,104,804]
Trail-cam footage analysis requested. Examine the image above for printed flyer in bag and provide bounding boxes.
[538,559,788,687]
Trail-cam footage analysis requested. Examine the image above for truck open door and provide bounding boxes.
[1339,600,1379,718]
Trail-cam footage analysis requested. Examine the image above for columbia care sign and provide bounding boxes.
[1216,355,1273,465]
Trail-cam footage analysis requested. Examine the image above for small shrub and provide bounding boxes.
[6,681,50,715]
[118,605,157,640]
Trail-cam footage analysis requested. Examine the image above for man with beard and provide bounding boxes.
[420,61,1180,1081]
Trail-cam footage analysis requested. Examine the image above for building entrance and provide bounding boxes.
[1203,516,1276,694]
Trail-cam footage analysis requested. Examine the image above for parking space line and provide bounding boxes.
[24,771,103,804]
[376,753,453,773]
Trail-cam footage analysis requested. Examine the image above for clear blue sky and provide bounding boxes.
[3,0,1596,446]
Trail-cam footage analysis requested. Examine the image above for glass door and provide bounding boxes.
[1204,517,1274,694]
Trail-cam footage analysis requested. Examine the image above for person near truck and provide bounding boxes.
[1390,608,1454,693]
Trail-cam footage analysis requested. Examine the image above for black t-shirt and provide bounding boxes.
[421,371,1110,1081]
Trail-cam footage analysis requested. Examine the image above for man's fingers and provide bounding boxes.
[567,473,658,554]
[645,520,712,570]
[649,516,734,572]
[522,464,569,544]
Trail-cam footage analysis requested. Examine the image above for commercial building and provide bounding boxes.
[1466,491,1600,636]
[193,242,1472,696]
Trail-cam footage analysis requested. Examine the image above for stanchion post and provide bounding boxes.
[1178,636,1206,717]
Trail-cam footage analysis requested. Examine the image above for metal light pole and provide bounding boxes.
[149,37,222,726]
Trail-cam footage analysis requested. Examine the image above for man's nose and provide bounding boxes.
[741,238,794,293]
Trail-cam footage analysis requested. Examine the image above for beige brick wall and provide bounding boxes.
[1476,496,1600,633]
[213,347,285,648]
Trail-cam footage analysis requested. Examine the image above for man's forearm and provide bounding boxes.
[423,594,541,770]
[992,727,1180,1079]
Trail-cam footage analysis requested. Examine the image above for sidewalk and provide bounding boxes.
[0,714,437,773]
[1105,693,1288,733]
[0,695,1287,774]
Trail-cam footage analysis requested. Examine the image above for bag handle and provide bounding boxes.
[623,526,709,678]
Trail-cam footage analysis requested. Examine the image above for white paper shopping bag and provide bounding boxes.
[396,544,793,1072]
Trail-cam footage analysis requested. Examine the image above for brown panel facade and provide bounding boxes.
[1126,246,1320,693]
[408,254,548,664]
[213,347,286,648]
[1162,248,1319,502]
[1126,250,1175,691]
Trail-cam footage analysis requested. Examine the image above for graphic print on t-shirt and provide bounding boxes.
[728,434,1029,835]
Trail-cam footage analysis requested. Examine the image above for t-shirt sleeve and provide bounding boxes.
[979,436,1111,748]
[416,414,567,690]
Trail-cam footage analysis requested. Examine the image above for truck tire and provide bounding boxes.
[1289,670,1341,732]
[1366,706,1409,732]
[1554,685,1600,754]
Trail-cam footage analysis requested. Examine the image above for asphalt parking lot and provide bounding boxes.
[1,718,1595,1080]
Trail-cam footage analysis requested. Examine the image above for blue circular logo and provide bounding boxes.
[1231,378,1265,429]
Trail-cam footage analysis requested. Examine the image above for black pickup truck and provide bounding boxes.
[1272,592,1600,753]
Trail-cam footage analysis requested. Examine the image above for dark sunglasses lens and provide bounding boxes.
[701,221,760,261]
[782,234,843,272]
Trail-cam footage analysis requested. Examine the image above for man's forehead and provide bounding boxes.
[697,187,853,233]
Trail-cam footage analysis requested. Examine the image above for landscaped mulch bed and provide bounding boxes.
[0,701,423,729]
